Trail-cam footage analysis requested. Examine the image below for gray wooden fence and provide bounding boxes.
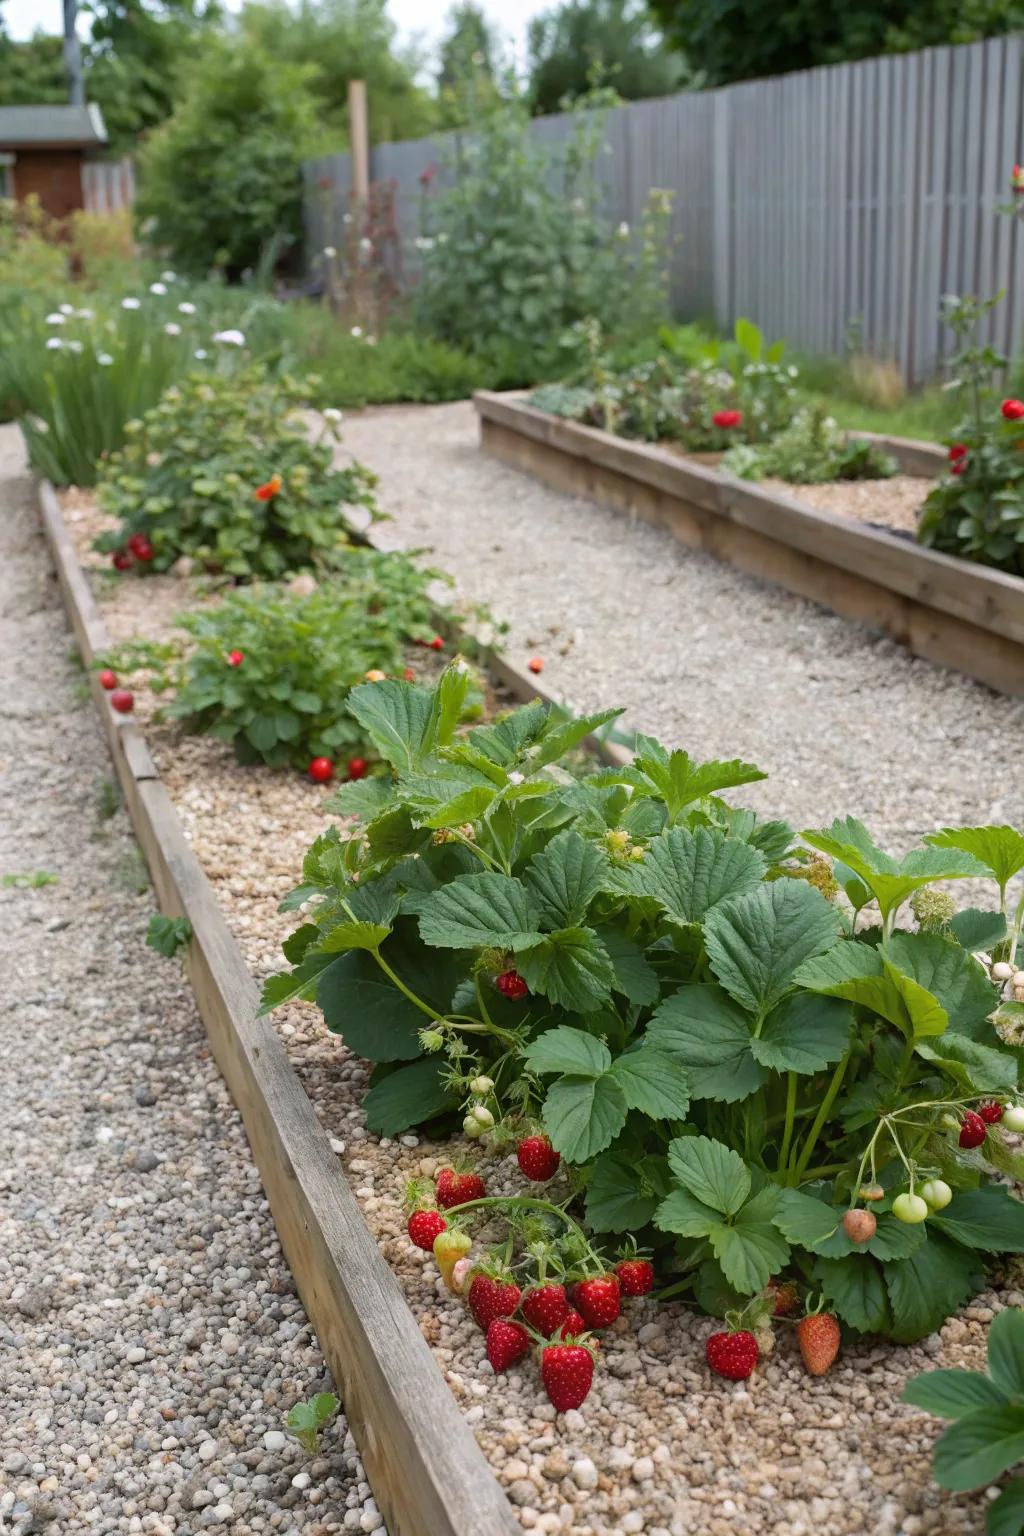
[303,34,1024,384]
[82,158,135,214]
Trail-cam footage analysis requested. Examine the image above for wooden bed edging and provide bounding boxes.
[473,391,1024,697]
[37,479,522,1536]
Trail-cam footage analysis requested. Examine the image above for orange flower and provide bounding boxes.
[255,473,283,501]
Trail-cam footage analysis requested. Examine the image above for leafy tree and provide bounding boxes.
[528,0,685,115]
[238,0,437,147]
[648,0,1024,87]
[436,2,500,127]
[0,29,66,104]
[85,0,219,151]
[135,36,319,276]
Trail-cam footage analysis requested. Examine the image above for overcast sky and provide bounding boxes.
[3,0,553,67]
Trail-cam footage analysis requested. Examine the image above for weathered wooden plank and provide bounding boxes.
[37,480,521,1536]
[476,394,1024,694]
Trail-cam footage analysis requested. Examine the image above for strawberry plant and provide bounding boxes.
[268,666,1024,1342]
[904,1307,1024,1533]
[168,552,451,769]
[94,367,380,580]
[722,403,896,484]
[918,294,1024,576]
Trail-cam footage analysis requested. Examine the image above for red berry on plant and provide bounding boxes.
[615,1257,654,1297]
[959,1110,988,1148]
[435,1166,485,1209]
[486,1318,531,1372]
[112,550,134,571]
[468,1272,521,1331]
[541,1343,595,1411]
[429,635,444,650]
[127,533,154,562]
[227,650,244,667]
[712,408,743,429]
[516,1135,560,1182]
[521,1284,570,1335]
[842,1208,877,1244]
[99,669,118,690]
[796,1312,841,1376]
[949,442,968,460]
[407,1209,446,1251]
[553,1308,586,1340]
[705,1328,759,1381]
[347,757,368,780]
[110,689,134,714]
[573,1275,621,1329]
[767,1280,799,1317]
[308,757,334,783]
[1002,398,1024,420]
[495,969,528,1001]
[978,1100,1005,1124]
[527,656,544,674]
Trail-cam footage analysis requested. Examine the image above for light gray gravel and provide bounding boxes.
[340,401,1024,847]
[0,425,382,1535]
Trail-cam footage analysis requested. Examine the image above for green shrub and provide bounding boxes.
[94,367,379,579]
[170,553,447,769]
[269,665,1024,1343]
[722,404,897,484]
[918,295,1024,575]
[415,92,672,371]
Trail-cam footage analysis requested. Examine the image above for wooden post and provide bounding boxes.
[348,79,369,204]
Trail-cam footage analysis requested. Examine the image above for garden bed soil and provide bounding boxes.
[54,483,1023,1536]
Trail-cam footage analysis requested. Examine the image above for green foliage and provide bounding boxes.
[94,367,379,578]
[136,37,318,277]
[285,1391,339,1454]
[905,1307,1024,1531]
[649,0,1024,88]
[527,0,686,115]
[0,198,66,296]
[723,404,897,485]
[268,668,1024,1341]
[169,551,445,767]
[87,0,219,152]
[415,92,672,372]
[147,913,193,957]
[1,293,209,486]
[1,870,59,889]
[918,294,1024,576]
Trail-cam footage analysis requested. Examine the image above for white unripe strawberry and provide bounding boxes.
[920,1179,953,1210]
[893,1192,929,1224]
[469,1104,494,1128]
[992,962,1014,981]
[470,1076,495,1095]
[1002,1104,1024,1132]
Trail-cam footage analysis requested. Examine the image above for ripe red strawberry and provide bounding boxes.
[111,550,133,571]
[1002,398,1024,421]
[978,1100,1005,1124]
[486,1318,530,1372]
[227,649,244,667]
[521,1283,570,1335]
[796,1312,841,1376]
[468,1272,521,1331]
[99,669,118,690]
[429,635,444,650]
[435,1166,485,1210]
[495,969,528,1001]
[517,1135,560,1182]
[767,1280,798,1318]
[407,1209,446,1251]
[706,1328,759,1381]
[527,656,544,674]
[553,1308,586,1340]
[959,1110,988,1148]
[347,757,368,780]
[308,757,334,784]
[573,1275,621,1329]
[616,1257,654,1297]
[127,532,154,562]
[712,408,743,429]
[110,689,134,714]
[541,1343,594,1411]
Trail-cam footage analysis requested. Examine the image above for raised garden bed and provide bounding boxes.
[474,391,1024,697]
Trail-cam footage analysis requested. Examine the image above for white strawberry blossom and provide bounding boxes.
[45,313,65,325]
[212,329,245,346]
[194,348,208,360]
[177,301,196,315]
[149,281,168,295]
[59,302,74,314]
[45,337,63,350]
[164,323,182,336]
[121,297,141,310]
[508,771,525,785]
[98,352,114,366]
[322,407,343,423]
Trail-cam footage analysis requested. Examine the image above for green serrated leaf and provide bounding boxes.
[655,1186,722,1238]
[987,1478,1024,1536]
[542,1072,628,1163]
[813,1254,891,1333]
[524,829,609,927]
[705,879,842,1016]
[518,926,615,1011]
[146,913,193,958]
[927,825,1024,894]
[667,1135,750,1215]
[932,1407,1024,1491]
[362,1057,458,1135]
[626,825,766,925]
[521,1025,611,1078]
[647,984,768,1103]
[930,1188,1024,1253]
[417,872,541,951]
[585,1151,661,1233]
[610,1042,691,1119]
[903,1367,1009,1420]
[750,992,852,1074]
[884,1234,980,1343]
[710,1190,790,1295]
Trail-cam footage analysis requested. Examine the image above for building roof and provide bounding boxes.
[0,104,107,149]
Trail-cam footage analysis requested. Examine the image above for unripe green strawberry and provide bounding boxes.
[893,1192,929,1224]
[433,1228,472,1290]
[920,1179,953,1211]
[1003,1104,1024,1132]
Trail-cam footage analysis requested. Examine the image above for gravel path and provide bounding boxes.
[340,401,1024,847]
[0,428,381,1536]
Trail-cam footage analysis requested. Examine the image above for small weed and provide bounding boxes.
[116,848,150,896]
[95,776,120,824]
[1,870,59,889]
[146,913,193,958]
[285,1393,339,1454]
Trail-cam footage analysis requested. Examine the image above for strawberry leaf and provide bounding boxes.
[929,1188,1024,1253]
[626,825,766,925]
[903,1367,1008,1420]
[518,926,616,1011]
[609,1041,691,1120]
[926,825,1024,895]
[522,1026,611,1078]
[704,880,842,1017]
[749,992,852,1074]
[813,1254,891,1333]
[541,1073,628,1162]
[932,1407,1024,1492]
[667,1135,750,1216]
[709,1189,789,1295]
[417,872,542,950]
[884,1234,980,1343]
[524,829,610,927]
[363,1057,459,1136]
